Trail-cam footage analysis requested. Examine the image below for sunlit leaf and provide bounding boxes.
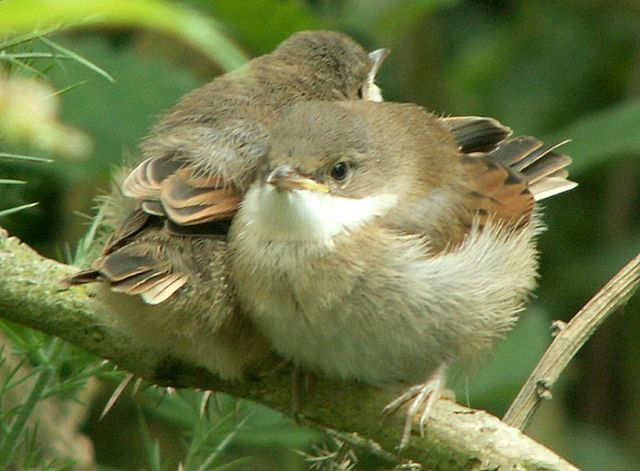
[0,0,248,70]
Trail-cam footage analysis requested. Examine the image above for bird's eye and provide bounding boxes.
[357,86,364,99]
[330,162,348,182]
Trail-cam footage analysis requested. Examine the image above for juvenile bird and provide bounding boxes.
[227,100,576,446]
[67,31,388,380]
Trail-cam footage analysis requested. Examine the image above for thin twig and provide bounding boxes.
[503,251,640,429]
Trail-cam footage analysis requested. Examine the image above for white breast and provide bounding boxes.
[240,183,397,243]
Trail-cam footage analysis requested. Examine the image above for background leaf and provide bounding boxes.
[550,99,640,173]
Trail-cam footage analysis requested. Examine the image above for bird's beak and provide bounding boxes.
[267,165,330,193]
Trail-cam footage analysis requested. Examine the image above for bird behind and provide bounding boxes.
[66,31,388,380]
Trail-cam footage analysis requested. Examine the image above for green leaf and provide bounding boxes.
[0,202,39,218]
[137,410,163,471]
[0,152,53,163]
[547,99,640,173]
[0,362,52,468]
[0,29,59,50]
[194,414,251,471]
[0,0,248,71]
[39,36,114,82]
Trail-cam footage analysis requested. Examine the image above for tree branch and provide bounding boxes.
[0,228,578,470]
[503,251,640,430]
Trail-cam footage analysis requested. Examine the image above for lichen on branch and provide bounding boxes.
[0,228,579,470]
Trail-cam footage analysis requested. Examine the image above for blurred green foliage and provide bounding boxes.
[0,0,639,470]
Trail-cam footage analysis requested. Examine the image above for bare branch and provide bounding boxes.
[504,252,640,429]
[0,228,579,470]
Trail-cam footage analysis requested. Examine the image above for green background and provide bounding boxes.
[1,0,639,469]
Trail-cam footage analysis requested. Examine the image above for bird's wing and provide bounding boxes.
[121,112,271,231]
[64,210,190,304]
[160,169,241,225]
[391,119,577,252]
[122,154,242,228]
[460,155,535,228]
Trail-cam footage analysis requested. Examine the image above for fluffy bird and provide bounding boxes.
[227,100,577,447]
[67,31,388,380]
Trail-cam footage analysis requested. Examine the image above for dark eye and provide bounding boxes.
[357,86,364,99]
[330,162,348,182]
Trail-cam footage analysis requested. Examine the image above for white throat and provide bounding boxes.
[240,183,397,243]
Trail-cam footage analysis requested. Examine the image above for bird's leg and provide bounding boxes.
[291,363,303,418]
[266,358,308,419]
[382,363,448,451]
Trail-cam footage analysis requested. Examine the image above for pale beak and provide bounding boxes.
[364,48,390,103]
[267,165,330,193]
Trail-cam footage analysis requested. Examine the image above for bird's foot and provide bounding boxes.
[265,359,305,418]
[381,364,448,452]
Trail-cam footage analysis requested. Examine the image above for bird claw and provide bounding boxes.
[381,364,447,451]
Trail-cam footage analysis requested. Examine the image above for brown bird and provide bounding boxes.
[226,100,577,447]
[67,31,388,380]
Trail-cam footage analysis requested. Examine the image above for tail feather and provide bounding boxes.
[446,116,577,202]
[487,136,577,201]
[450,114,577,237]
[485,136,540,167]
[547,168,569,180]
[529,177,578,201]
[505,139,570,173]
[520,152,572,183]
[442,116,512,153]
